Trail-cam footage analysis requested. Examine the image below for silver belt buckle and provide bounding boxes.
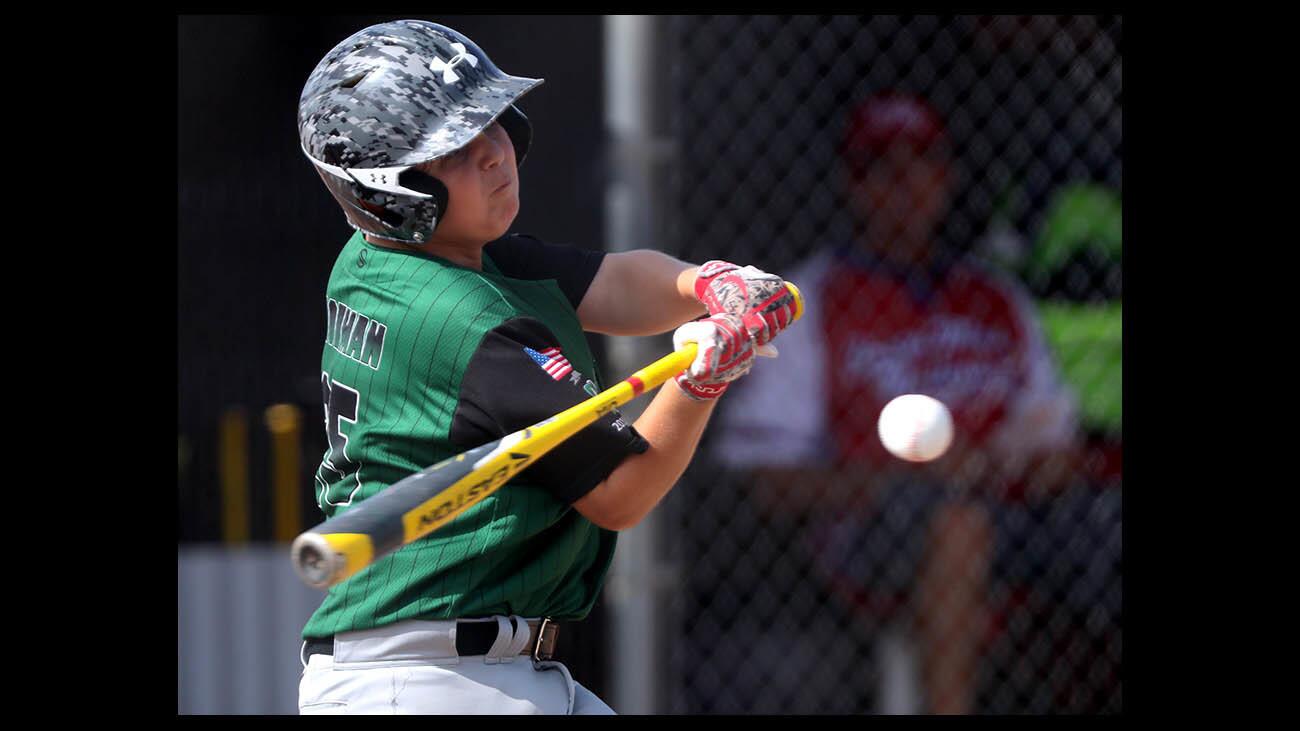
[531,617,557,661]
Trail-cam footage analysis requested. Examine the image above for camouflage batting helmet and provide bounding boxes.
[298,19,543,243]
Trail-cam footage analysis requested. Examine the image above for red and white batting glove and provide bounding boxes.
[694,260,799,347]
[672,313,762,401]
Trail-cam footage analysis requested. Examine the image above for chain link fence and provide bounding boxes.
[662,16,1120,714]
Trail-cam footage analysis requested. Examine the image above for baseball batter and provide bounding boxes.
[294,20,798,714]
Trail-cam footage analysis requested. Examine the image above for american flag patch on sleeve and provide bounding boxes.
[523,346,574,380]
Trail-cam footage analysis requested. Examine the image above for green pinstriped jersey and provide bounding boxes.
[302,232,617,638]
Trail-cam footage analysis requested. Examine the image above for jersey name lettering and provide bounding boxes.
[325,297,387,370]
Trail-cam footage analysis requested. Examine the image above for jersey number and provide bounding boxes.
[314,371,363,507]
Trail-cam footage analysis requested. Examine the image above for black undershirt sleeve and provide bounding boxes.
[484,234,607,309]
[449,316,649,505]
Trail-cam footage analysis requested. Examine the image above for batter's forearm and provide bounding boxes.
[572,378,716,530]
[579,250,705,335]
[619,250,704,333]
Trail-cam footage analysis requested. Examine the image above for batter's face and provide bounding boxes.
[422,121,520,247]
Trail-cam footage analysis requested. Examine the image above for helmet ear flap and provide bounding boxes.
[395,168,450,234]
[328,169,450,239]
[498,105,533,166]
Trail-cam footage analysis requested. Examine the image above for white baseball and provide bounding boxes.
[877,394,954,462]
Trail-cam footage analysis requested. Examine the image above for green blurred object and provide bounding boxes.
[1029,183,1122,434]
[1038,301,1121,433]
[1026,183,1122,287]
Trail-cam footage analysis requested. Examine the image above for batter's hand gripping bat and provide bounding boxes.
[290,283,804,588]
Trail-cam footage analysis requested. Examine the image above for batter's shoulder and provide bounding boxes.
[484,233,606,308]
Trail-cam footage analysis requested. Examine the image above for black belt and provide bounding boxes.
[305,618,559,662]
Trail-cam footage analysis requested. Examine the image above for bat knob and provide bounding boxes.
[291,533,344,589]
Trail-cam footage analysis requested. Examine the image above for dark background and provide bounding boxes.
[177,13,609,692]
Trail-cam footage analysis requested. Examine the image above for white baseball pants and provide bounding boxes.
[298,617,615,714]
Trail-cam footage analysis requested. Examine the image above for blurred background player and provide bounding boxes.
[294,19,798,714]
[711,90,1082,713]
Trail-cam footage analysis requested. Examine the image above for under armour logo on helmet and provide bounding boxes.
[429,42,478,84]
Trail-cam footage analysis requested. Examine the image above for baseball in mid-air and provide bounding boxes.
[877,394,954,462]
